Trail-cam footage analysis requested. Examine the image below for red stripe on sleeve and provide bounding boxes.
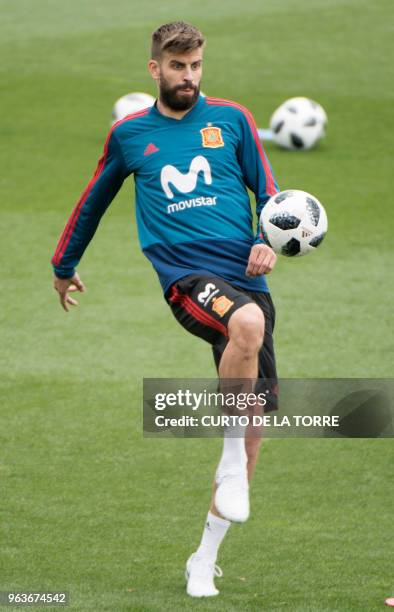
[52,108,149,267]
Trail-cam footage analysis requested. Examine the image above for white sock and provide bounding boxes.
[195,511,231,562]
[216,420,248,480]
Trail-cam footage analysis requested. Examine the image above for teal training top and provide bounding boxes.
[52,95,279,294]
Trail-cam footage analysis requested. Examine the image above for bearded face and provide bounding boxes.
[158,74,200,111]
[149,48,203,113]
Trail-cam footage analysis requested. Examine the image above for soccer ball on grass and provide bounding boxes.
[269,97,327,150]
[260,190,328,256]
[112,92,155,124]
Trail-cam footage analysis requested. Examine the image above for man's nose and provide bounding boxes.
[183,67,193,82]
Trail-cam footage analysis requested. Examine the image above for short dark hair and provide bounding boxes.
[151,21,205,60]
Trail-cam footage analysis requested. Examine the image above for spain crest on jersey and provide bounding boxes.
[200,126,224,148]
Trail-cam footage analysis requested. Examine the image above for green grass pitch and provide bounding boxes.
[1,0,393,609]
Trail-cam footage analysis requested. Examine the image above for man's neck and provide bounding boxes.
[156,97,198,120]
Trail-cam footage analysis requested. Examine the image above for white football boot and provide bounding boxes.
[214,468,250,522]
[185,553,223,597]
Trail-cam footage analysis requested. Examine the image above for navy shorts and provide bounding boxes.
[167,275,278,412]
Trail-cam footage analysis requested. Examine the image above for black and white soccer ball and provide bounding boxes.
[112,92,155,125]
[260,190,328,256]
[269,97,327,150]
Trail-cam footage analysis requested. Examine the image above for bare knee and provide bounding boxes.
[228,304,265,358]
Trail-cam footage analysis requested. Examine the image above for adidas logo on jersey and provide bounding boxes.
[144,143,159,156]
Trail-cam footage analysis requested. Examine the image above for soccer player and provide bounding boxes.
[51,22,279,598]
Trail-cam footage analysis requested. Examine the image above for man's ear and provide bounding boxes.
[148,59,160,81]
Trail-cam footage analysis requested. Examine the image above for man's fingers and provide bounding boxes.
[246,256,258,276]
[246,262,259,277]
[59,292,78,312]
[246,249,265,276]
[245,262,254,276]
[258,253,275,275]
[67,296,78,306]
[247,262,259,276]
[72,275,86,292]
[246,250,276,276]
[260,255,276,275]
[53,273,85,312]
[59,293,69,312]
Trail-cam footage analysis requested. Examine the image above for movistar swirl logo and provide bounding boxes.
[160,155,212,199]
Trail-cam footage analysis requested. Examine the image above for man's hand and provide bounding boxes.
[246,244,277,277]
[53,273,86,312]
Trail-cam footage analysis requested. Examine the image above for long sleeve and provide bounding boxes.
[236,108,279,244]
[51,129,129,278]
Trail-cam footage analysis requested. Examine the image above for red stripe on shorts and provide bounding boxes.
[169,285,228,337]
